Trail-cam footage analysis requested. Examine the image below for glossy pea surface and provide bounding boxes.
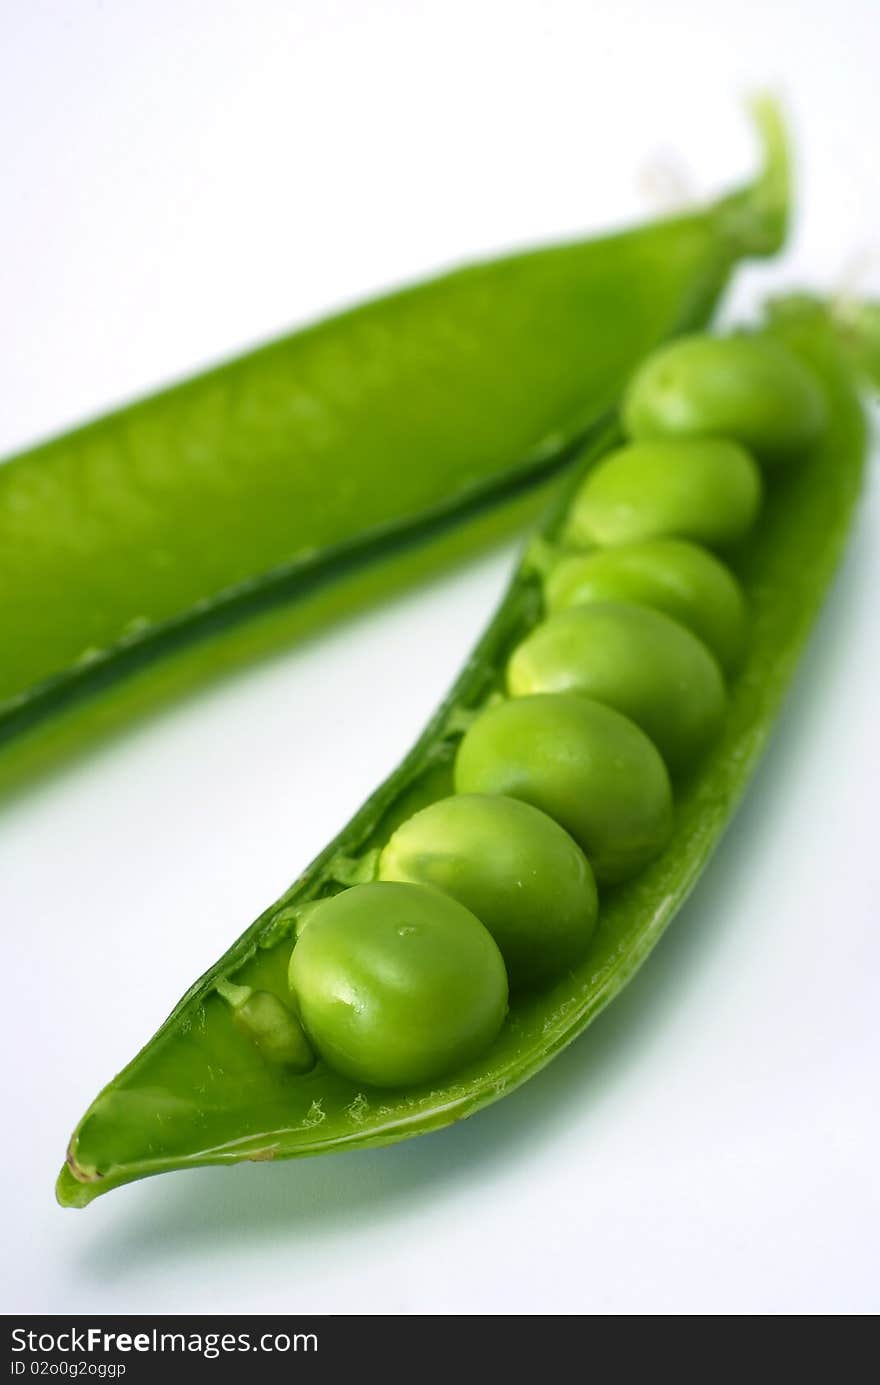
[544,538,747,672]
[454,692,673,883]
[288,882,508,1088]
[507,603,726,772]
[379,794,598,989]
[565,438,762,550]
[623,333,827,466]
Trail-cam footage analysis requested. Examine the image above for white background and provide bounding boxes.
[1,0,878,1316]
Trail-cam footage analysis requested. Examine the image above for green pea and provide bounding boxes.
[454,693,673,883]
[288,882,507,1088]
[565,439,762,550]
[379,794,597,990]
[222,985,316,1072]
[623,333,827,466]
[507,603,725,772]
[544,538,747,673]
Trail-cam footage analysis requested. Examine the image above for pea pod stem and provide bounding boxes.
[717,93,791,256]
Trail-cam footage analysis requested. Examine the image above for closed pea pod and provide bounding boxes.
[507,602,726,772]
[623,333,827,465]
[379,794,598,990]
[564,439,762,550]
[288,882,508,1089]
[543,538,748,672]
[454,692,673,883]
[1,101,790,766]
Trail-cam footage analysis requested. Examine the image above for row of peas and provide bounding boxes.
[222,333,828,1091]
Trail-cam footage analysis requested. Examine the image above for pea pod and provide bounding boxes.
[2,102,788,766]
[825,299,880,390]
[57,303,867,1207]
[767,292,880,394]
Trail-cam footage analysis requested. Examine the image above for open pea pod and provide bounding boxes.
[3,103,787,767]
[768,292,880,394]
[58,301,868,1208]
